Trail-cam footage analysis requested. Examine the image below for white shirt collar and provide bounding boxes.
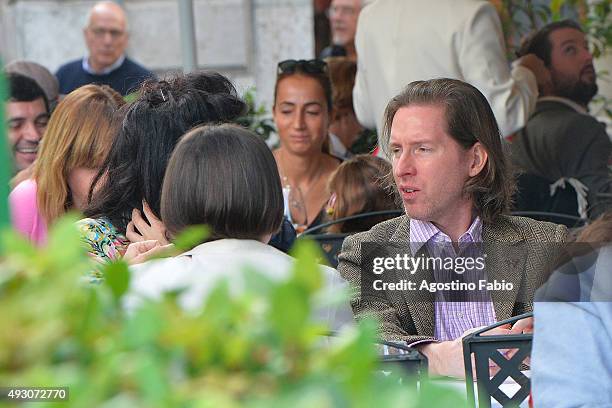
[538,96,588,115]
[82,54,126,75]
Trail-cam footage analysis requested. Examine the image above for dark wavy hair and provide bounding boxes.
[84,71,247,233]
[7,72,49,113]
[161,124,284,242]
[381,78,515,224]
[517,20,583,65]
[273,60,333,113]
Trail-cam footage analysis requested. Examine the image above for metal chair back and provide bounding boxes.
[463,312,533,408]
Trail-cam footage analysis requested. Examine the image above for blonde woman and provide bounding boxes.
[9,84,124,245]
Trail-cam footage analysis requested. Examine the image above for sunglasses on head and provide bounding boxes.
[277,59,328,75]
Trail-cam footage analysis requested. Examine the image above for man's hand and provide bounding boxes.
[502,317,534,365]
[123,240,174,265]
[509,317,533,335]
[418,325,511,378]
[517,54,552,95]
[126,201,170,245]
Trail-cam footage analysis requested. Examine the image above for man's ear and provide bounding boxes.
[468,142,488,177]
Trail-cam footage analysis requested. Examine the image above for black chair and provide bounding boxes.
[463,312,533,408]
[301,209,404,236]
[511,211,587,228]
[378,340,428,379]
[299,210,404,268]
[305,233,348,268]
[514,173,587,227]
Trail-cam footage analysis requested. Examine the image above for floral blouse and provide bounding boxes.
[77,217,130,265]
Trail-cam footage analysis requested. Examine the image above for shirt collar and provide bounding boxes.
[82,54,125,75]
[538,96,588,115]
[409,216,482,254]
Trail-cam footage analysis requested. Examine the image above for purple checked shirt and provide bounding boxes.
[410,217,497,341]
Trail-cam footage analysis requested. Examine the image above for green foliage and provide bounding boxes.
[0,215,465,406]
[0,65,13,230]
[235,88,277,145]
[350,128,379,155]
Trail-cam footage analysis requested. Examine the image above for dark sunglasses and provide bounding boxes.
[277,59,328,75]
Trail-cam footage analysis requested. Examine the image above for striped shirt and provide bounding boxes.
[410,217,497,341]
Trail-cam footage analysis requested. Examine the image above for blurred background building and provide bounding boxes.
[0,0,314,108]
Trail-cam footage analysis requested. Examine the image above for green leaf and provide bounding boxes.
[124,302,164,347]
[136,352,171,404]
[550,0,564,20]
[0,228,37,261]
[172,225,210,251]
[43,212,90,273]
[269,282,310,340]
[103,261,130,300]
[289,239,324,293]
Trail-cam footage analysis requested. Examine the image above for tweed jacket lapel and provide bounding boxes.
[388,216,436,337]
[483,220,525,322]
[385,216,527,336]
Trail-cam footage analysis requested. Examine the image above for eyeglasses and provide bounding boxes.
[326,5,357,18]
[277,59,328,76]
[89,26,125,39]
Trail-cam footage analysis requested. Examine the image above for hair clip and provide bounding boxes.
[160,89,167,102]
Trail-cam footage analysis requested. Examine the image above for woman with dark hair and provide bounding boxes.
[326,155,399,233]
[79,72,247,262]
[273,59,341,232]
[124,124,352,328]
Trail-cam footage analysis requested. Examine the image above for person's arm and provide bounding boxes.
[457,2,541,138]
[337,233,433,344]
[419,324,512,378]
[532,301,612,407]
[352,9,377,132]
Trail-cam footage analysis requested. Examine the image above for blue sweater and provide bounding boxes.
[56,57,153,96]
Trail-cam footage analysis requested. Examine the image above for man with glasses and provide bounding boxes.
[320,0,361,60]
[55,1,153,95]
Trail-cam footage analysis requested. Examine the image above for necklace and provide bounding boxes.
[277,149,327,228]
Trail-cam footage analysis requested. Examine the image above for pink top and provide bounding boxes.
[9,179,48,246]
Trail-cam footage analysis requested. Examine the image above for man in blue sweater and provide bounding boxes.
[56,1,153,96]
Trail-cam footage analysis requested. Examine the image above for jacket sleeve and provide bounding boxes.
[337,231,435,345]
[457,2,538,137]
[352,7,377,132]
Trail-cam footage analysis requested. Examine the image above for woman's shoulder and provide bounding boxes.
[9,178,38,202]
[9,178,46,244]
[77,217,129,262]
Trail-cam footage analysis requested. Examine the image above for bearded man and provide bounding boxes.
[511,20,611,218]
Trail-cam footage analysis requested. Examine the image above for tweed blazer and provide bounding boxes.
[337,215,568,344]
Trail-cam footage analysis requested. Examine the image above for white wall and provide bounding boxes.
[0,0,314,109]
